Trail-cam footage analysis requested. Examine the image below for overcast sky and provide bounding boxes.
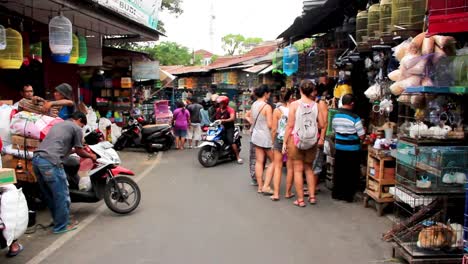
[158,0,303,55]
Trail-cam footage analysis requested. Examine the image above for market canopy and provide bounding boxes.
[277,0,353,43]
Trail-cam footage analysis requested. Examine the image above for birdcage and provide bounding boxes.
[68,34,79,64]
[356,10,368,44]
[327,49,338,77]
[49,14,72,62]
[379,0,393,36]
[391,0,425,32]
[283,45,298,76]
[0,28,23,69]
[0,24,6,50]
[77,34,87,64]
[368,4,381,40]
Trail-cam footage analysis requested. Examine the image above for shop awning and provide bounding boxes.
[277,0,353,43]
[259,65,275,75]
[243,64,270,74]
[215,64,254,71]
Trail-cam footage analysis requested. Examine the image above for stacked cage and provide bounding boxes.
[389,89,468,262]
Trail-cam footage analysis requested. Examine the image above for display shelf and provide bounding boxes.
[406,86,468,94]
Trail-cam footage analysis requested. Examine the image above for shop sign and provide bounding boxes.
[132,61,160,80]
[92,0,162,30]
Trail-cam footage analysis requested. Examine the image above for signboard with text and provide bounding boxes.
[92,0,162,30]
[132,61,160,80]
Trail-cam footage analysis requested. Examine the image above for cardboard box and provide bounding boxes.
[1,155,36,183]
[0,168,17,186]
[11,135,41,149]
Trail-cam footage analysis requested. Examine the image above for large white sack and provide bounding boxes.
[0,104,13,147]
[1,186,29,246]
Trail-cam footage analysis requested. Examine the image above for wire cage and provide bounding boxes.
[397,92,468,143]
[388,186,465,259]
[391,0,425,32]
[396,140,467,194]
[367,4,381,40]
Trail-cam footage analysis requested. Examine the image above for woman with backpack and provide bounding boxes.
[282,80,324,207]
[172,101,191,150]
[250,85,274,194]
[270,90,295,201]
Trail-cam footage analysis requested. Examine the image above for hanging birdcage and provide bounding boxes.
[272,49,283,74]
[68,34,79,64]
[283,45,298,76]
[0,28,23,69]
[356,10,368,44]
[380,0,393,36]
[77,34,87,64]
[49,14,72,62]
[391,0,425,32]
[0,24,6,50]
[368,4,381,40]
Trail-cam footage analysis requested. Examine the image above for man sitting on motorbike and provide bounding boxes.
[214,96,243,164]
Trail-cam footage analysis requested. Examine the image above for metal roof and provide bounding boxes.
[243,64,271,74]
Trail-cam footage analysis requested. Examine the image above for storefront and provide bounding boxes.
[278,0,468,262]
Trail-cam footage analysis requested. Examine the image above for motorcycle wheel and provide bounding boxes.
[198,145,218,167]
[104,177,141,214]
[162,136,174,151]
[114,137,127,151]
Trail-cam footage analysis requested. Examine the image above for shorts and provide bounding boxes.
[273,137,283,151]
[187,124,202,140]
[174,129,187,138]
[287,137,317,163]
[224,127,235,145]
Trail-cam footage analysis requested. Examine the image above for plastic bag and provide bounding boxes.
[0,185,29,246]
[433,35,456,48]
[422,37,435,55]
[411,32,426,49]
[393,38,412,61]
[388,70,401,81]
[86,107,98,130]
[10,111,63,140]
[110,124,122,144]
[364,83,382,100]
[0,104,12,147]
[421,77,434,86]
[400,54,429,76]
[78,177,92,192]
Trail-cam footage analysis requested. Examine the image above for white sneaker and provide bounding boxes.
[237,158,244,164]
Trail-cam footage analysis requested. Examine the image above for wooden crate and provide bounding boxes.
[1,154,36,183]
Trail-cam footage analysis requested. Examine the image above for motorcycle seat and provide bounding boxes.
[142,124,171,135]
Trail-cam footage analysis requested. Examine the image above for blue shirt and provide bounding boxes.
[58,105,74,120]
[332,108,365,151]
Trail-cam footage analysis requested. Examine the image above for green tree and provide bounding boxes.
[221,34,263,55]
[158,0,183,34]
[293,38,314,53]
[142,41,192,65]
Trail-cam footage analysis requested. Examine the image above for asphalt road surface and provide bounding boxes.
[2,142,395,264]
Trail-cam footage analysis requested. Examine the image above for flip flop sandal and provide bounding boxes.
[6,244,24,257]
[285,193,296,199]
[309,197,317,205]
[270,196,280,201]
[262,188,274,196]
[293,199,306,207]
[53,224,77,234]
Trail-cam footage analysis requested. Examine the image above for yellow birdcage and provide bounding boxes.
[356,10,368,44]
[379,0,392,36]
[391,0,425,32]
[67,34,79,64]
[0,28,23,69]
[368,4,381,40]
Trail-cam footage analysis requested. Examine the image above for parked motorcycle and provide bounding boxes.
[198,120,242,167]
[65,130,141,214]
[114,116,174,153]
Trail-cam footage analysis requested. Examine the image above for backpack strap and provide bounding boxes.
[252,102,267,130]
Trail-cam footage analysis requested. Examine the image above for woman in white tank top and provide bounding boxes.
[250,85,274,194]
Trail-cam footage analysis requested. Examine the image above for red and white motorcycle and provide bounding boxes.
[64,130,141,214]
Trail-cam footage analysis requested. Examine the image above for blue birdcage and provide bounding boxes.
[282,45,298,76]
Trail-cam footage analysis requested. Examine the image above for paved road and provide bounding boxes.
[3,142,395,264]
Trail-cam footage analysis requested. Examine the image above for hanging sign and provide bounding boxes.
[92,0,162,30]
[132,61,160,80]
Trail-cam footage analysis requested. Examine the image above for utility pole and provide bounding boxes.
[209,1,215,53]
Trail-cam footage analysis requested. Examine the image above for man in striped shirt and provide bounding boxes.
[331,94,365,202]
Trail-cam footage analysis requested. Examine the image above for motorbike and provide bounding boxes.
[114,116,174,153]
[64,130,141,214]
[198,120,242,167]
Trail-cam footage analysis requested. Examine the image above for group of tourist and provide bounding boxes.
[246,80,365,207]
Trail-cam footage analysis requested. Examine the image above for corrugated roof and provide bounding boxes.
[161,65,209,75]
[243,64,270,73]
[194,49,215,58]
[209,43,277,70]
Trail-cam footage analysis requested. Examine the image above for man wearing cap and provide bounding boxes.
[42,83,76,120]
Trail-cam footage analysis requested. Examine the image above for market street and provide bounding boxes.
[2,140,395,264]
